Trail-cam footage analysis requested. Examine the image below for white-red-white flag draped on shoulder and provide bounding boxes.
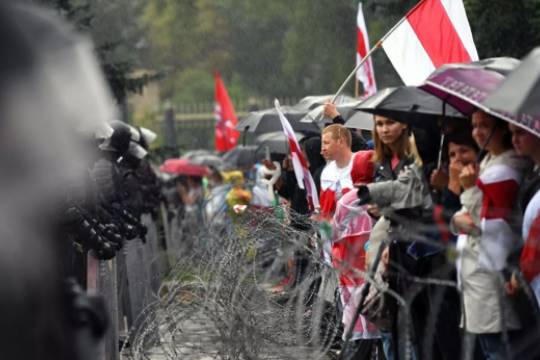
[382,0,478,86]
[274,99,320,211]
[521,190,540,305]
[214,72,240,152]
[356,2,377,97]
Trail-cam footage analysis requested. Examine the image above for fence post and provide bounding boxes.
[87,253,106,360]
[163,102,178,156]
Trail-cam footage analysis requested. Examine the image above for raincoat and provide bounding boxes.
[332,190,380,340]
[452,149,529,333]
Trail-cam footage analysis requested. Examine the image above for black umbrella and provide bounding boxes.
[356,86,465,127]
[222,145,263,170]
[236,106,319,134]
[180,149,223,167]
[298,94,361,125]
[344,110,373,130]
[181,149,214,160]
[358,86,466,168]
[189,154,223,168]
[255,131,306,155]
[483,49,540,136]
[295,94,356,111]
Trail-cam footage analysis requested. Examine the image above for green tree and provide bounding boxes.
[34,0,148,103]
[224,0,291,96]
[281,0,357,95]
[142,0,236,101]
[464,0,540,59]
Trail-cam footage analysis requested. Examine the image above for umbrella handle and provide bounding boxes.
[437,133,445,169]
[242,127,248,146]
[437,101,447,169]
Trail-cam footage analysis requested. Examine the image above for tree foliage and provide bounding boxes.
[34,0,540,106]
[142,0,364,102]
[464,0,540,59]
[140,0,427,103]
[33,0,148,103]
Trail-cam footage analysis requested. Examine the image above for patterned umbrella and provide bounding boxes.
[159,159,210,177]
[420,57,540,137]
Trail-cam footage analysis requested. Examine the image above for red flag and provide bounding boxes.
[382,0,478,85]
[214,72,239,152]
[356,2,377,97]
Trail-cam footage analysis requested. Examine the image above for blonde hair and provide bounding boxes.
[372,119,422,166]
[322,124,352,147]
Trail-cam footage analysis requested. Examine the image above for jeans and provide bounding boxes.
[381,331,418,360]
[381,332,394,360]
[477,333,506,360]
[341,339,383,360]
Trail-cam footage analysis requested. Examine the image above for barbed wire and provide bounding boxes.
[119,203,539,360]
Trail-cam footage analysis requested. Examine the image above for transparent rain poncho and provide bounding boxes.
[332,190,380,340]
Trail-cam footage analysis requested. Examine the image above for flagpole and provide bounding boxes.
[332,1,423,102]
[332,42,382,103]
[354,77,360,98]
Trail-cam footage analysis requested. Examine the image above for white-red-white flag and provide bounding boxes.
[382,0,478,85]
[521,190,540,306]
[214,72,239,152]
[356,2,377,97]
[274,99,320,211]
[476,164,521,271]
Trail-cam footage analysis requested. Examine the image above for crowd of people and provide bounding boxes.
[172,98,540,359]
[170,74,540,359]
[3,2,540,360]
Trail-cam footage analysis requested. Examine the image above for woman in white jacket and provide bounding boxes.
[452,110,530,359]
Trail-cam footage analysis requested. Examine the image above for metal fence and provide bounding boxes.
[170,97,301,152]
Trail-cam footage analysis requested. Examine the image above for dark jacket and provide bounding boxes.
[518,165,540,215]
[369,156,456,359]
[331,115,368,151]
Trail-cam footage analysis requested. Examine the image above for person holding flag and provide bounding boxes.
[274,100,322,294]
[276,136,325,290]
[275,100,320,211]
